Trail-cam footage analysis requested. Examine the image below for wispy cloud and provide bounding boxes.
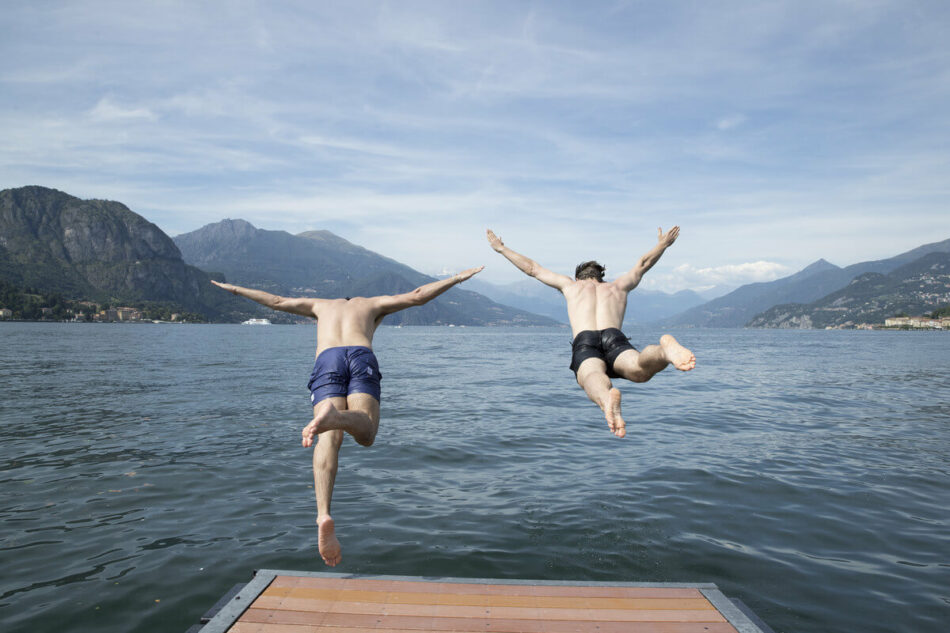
[643,261,793,293]
[89,97,156,122]
[716,115,746,131]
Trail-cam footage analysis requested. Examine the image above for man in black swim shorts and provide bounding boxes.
[487,226,695,438]
[212,265,483,567]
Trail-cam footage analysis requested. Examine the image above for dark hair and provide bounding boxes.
[575,260,606,282]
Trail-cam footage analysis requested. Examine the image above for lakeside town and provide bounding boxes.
[0,303,192,323]
[880,316,950,330]
[2,302,949,329]
[0,293,205,323]
[824,317,950,330]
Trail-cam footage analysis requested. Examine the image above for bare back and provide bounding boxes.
[312,298,385,355]
[562,280,629,337]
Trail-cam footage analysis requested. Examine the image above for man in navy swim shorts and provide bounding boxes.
[487,226,696,439]
[213,265,483,566]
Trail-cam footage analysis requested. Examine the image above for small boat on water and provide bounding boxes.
[241,318,272,325]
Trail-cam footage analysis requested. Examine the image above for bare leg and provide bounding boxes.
[575,358,626,438]
[306,394,380,567]
[614,334,696,383]
[311,398,346,567]
[302,397,379,447]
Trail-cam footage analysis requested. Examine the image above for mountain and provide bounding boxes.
[464,278,567,323]
[696,284,740,301]
[174,220,559,326]
[624,288,707,325]
[465,278,705,325]
[0,186,248,319]
[665,238,950,327]
[661,259,841,327]
[172,220,424,297]
[747,252,950,328]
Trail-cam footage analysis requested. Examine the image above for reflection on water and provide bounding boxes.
[1,323,948,633]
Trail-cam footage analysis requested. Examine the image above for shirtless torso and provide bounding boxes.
[562,279,629,337]
[310,297,390,354]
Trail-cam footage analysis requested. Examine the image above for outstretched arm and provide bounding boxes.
[211,280,320,318]
[372,266,485,315]
[486,229,572,291]
[614,226,680,292]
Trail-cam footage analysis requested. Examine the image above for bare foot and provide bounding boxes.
[302,400,339,447]
[605,388,626,438]
[317,515,342,566]
[660,335,696,371]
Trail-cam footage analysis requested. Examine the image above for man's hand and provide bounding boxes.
[658,226,680,247]
[486,229,505,253]
[210,280,237,294]
[455,265,485,283]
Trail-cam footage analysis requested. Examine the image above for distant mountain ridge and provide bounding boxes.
[173,219,425,297]
[174,220,559,326]
[0,186,248,319]
[664,239,950,328]
[464,278,568,323]
[747,252,950,328]
[465,277,706,325]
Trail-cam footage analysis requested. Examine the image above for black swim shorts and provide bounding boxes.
[569,328,637,378]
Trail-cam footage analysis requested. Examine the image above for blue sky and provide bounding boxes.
[2,1,949,292]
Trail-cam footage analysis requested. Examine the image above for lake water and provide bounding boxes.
[0,323,948,633]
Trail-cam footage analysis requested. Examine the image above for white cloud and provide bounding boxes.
[679,261,792,283]
[88,97,155,122]
[716,115,745,131]
[641,261,794,293]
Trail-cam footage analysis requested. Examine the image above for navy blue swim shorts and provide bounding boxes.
[307,345,382,405]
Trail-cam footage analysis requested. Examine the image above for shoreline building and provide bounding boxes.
[884,316,950,329]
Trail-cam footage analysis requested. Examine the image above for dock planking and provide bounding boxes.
[195,570,773,633]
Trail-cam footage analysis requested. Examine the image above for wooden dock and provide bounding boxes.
[192,570,774,633]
